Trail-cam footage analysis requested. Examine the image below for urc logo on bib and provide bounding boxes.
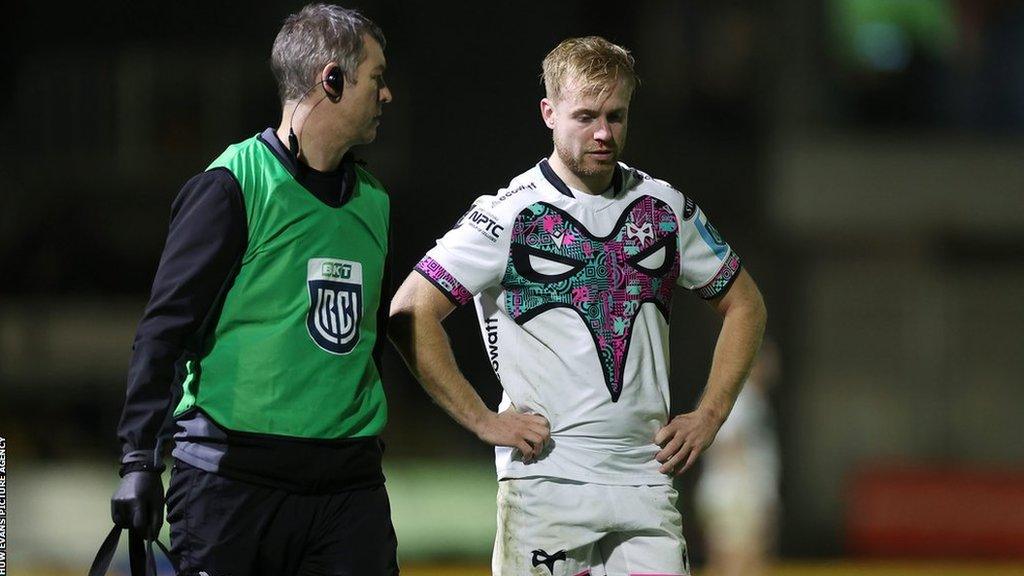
[306,258,363,354]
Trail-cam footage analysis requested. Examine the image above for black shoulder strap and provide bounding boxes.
[89,526,176,576]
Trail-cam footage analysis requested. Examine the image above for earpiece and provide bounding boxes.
[323,66,343,101]
[289,64,344,161]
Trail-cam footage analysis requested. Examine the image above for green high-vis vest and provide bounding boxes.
[174,134,389,440]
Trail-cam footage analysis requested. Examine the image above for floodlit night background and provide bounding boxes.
[2,1,1023,574]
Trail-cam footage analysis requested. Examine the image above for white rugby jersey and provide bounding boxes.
[415,159,741,485]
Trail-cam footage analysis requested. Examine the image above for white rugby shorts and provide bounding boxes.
[492,477,690,576]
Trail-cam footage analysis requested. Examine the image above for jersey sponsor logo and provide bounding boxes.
[484,316,500,375]
[682,195,696,220]
[456,206,504,242]
[503,196,680,401]
[531,548,567,574]
[490,181,537,207]
[306,258,363,355]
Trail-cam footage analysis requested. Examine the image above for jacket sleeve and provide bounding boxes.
[117,167,247,460]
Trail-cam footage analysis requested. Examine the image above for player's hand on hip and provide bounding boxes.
[476,408,550,462]
[654,409,723,476]
[111,471,165,539]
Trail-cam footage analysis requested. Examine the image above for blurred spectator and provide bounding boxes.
[695,337,781,576]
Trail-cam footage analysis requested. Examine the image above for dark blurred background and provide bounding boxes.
[2,0,1023,572]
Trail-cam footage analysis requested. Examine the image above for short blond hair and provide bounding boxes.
[541,36,638,102]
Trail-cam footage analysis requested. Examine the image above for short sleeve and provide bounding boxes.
[414,198,510,306]
[676,199,742,299]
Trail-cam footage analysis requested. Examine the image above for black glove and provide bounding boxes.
[111,451,165,540]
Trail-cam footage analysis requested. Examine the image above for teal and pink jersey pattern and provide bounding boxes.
[501,196,680,402]
[414,160,740,485]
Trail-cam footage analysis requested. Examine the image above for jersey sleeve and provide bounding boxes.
[676,197,742,299]
[414,197,510,306]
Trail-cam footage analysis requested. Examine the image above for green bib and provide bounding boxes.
[174,134,389,439]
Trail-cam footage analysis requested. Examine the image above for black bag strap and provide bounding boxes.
[88,525,175,576]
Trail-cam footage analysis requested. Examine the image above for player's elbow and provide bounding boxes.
[752,292,767,336]
[741,286,768,342]
[388,275,442,346]
[387,293,417,347]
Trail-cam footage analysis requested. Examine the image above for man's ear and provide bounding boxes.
[540,98,557,129]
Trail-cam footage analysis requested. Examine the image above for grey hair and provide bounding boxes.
[270,3,386,103]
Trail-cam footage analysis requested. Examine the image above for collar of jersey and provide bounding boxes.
[538,158,624,199]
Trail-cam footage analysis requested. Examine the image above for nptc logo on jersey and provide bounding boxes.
[306,258,363,355]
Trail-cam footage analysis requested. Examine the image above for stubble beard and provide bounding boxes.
[554,137,617,181]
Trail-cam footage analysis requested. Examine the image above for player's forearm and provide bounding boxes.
[389,307,492,435]
[698,286,767,424]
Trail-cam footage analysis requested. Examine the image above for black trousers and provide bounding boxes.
[166,460,399,576]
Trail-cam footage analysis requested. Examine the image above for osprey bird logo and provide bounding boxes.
[531,548,567,574]
[626,221,654,244]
